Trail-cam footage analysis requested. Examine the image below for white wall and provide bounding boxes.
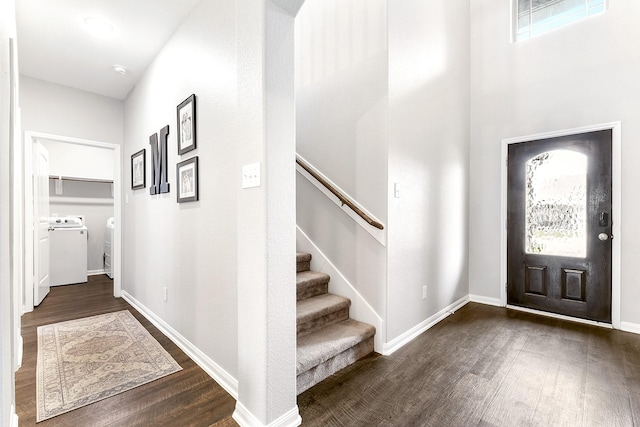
[234,2,300,424]
[295,0,471,347]
[19,76,122,145]
[469,0,640,326]
[296,0,388,218]
[40,138,114,181]
[123,0,238,386]
[19,79,119,286]
[387,0,470,341]
[295,0,388,322]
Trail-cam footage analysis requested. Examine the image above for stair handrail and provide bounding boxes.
[295,154,384,230]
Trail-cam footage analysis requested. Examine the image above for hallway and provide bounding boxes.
[16,276,640,426]
[15,276,237,427]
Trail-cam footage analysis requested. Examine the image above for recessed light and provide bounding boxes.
[84,16,114,37]
[113,65,128,75]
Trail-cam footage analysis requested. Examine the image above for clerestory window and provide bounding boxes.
[514,0,607,41]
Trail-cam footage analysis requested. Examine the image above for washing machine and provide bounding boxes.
[49,216,88,286]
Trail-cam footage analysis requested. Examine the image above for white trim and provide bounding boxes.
[233,402,301,427]
[88,269,106,276]
[469,294,503,307]
[10,405,18,427]
[506,304,613,329]
[23,136,33,313]
[15,335,22,370]
[23,131,122,311]
[500,122,622,328]
[296,226,385,352]
[382,295,469,356]
[296,154,386,246]
[121,291,238,400]
[621,322,640,335]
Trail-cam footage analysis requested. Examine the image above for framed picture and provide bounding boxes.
[177,94,196,155]
[131,149,146,189]
[176,156,198,203]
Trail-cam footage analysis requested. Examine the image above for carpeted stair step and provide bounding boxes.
[297,293,351,338]
[297,270,330,301]
[297,252,312,273]
[297,318,375,394]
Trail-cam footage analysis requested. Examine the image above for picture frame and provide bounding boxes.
[131,149,146,189]
[177,94,196,155]
[176,156,199,203]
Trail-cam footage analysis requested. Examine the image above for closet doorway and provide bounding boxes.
[24,132,122,312]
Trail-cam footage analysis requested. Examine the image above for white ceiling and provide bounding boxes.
[16,0,201,100]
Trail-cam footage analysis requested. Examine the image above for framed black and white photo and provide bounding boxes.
[176,156,198,203]
[131,149,146,189]
[177,94,196,155]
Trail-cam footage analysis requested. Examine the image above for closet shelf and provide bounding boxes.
[49,175,113,184]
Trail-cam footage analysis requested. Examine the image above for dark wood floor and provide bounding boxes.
[16,278,640,426]
[299,304,640,427]
[16,275,237,427]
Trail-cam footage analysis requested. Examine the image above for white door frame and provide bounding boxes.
[23,131,122,313]
[500,121,621,329]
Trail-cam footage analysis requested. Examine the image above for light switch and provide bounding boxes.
[242,162,261,188]
[394,183,400,198]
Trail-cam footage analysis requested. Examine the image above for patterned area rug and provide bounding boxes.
[37,310,182,422]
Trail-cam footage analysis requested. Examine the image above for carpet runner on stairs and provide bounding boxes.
[296,252,375,394]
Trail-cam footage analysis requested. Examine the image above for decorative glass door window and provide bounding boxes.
[525,150,587,257]
[514,0,607,41]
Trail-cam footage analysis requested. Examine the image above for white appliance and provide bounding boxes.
[49,216,88,286]
[104,217,114,279]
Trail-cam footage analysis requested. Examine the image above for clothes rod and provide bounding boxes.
[49,175,114,184]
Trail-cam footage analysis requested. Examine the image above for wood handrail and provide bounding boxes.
[296,155,384,230]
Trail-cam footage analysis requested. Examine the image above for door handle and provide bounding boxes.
[598,233,611,241]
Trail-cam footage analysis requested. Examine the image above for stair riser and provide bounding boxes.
[297,283,328,301]
[297,336,374,394]
[297,260,310,273]
[297,307,349,338]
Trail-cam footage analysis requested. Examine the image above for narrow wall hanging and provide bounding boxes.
[177,94,196,155]
[131,149,146,189]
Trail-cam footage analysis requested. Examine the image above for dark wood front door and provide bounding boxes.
[507,130,612,323]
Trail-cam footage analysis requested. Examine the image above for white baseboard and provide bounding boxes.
[10,404,18,427]
[233,402,301,427]
[469,294,503,307]
[15,335,23,370]
[88,269,105,276]
[296,226,385,353]
[621,321,640,335]
[121,291,238,399]
[382,295,470,356]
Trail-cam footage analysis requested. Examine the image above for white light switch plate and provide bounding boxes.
[242,162,261,188]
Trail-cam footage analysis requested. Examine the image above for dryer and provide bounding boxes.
[49,216,88,286]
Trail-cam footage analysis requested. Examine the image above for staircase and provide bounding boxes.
[296,252,376,394]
